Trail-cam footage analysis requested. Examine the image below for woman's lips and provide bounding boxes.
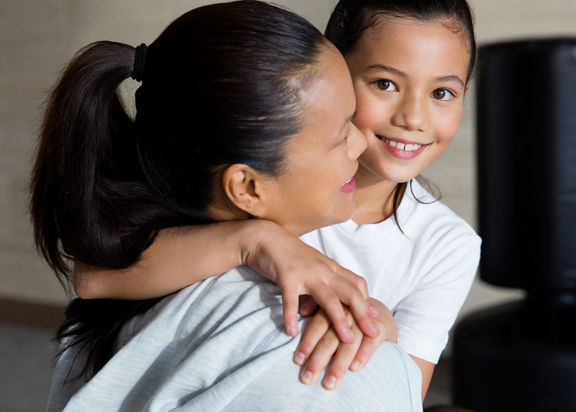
[341,177,356,193]
[377,136,429,159]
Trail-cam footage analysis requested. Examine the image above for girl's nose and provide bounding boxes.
[391,93,428,131]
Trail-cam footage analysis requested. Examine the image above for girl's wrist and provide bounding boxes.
[238,219,280,264]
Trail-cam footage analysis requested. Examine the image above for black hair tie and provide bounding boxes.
[131,43,147,82]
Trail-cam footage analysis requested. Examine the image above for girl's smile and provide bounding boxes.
[377,136,430,159]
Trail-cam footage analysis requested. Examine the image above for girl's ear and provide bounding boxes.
[221,164,268,216]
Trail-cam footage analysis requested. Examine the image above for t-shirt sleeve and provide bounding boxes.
[393,228,481,364]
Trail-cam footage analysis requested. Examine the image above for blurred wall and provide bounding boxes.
[0,0,574,312]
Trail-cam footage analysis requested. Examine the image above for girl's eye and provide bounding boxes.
[432,88,454,101]
[374,79,397,92]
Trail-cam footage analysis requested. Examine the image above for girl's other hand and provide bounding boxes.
[242,220,379,343]
[293,298,397,390]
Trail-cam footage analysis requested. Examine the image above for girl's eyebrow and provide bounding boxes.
[366,64,405,78]
[436,75,465,88]
[366,64,465,88]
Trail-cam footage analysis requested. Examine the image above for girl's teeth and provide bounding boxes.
[383,138,422,152]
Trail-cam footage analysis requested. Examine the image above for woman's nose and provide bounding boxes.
[348,123,367,160]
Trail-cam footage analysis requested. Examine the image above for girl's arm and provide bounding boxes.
[410,356,435,401]
[74,221,258,300]
[74,219,379,342]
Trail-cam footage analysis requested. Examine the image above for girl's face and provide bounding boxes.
[346,16,470,186]
[262,45,366,236]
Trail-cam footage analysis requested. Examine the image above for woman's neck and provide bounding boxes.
[352,164,399,225]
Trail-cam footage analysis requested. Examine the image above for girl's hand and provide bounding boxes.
[293,298,397,390]
[243,221,379,343]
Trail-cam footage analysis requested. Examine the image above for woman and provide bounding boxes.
[32,1,422,410]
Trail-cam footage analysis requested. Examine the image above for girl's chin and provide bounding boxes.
[371,167,423,185]
[359,156,428,184]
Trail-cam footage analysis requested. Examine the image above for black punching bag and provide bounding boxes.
[476,38,576,290]
[452,39,576,412]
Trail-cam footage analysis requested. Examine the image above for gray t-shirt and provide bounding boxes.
[47,266,423,411]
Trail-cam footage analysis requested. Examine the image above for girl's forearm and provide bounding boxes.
[73,220,279,299]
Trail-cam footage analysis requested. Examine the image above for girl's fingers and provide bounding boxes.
[294,309,330,366]
[326,276,379,340]
[345,293,380,339]
[282,287,300,336]
[309,286,354,343]
[321,326,363,390]
[299,327,341,386]
[349,335,380,373]
[334,267,370,299]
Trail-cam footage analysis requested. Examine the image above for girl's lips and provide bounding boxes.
[377,135,429,159]
[341,177,356,193]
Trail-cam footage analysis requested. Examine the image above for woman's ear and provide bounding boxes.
[221,164,268,216]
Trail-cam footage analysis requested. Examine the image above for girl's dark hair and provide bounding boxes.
[325,0,476,226]
[30,0,326,378]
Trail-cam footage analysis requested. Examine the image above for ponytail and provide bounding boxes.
[31,42,168,379]
[31,41,157,286]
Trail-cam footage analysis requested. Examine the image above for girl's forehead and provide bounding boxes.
[365,15,467,40]
[358,16,470,59]
[348,15,470,82]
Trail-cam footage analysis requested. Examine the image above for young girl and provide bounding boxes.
[35,2,424,410]
[73,0,480,398]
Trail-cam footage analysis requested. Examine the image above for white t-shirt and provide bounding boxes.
[301,179,481,363]
[47,267,423,411]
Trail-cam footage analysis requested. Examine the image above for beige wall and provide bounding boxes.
[0,0,574,312]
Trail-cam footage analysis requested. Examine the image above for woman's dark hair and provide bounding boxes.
[30,0,326,378]
[325,0,476,226]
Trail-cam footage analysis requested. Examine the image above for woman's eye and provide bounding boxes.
[432,88,454,101]
[374,79,397,92]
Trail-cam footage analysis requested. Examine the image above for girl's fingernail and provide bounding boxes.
[324,375,337,389]
[287,321,298,336]
[294,352,306,365]
[369,321,379,336]
[301,371,313,384]
[342,327,354,341]
[370,304,379,317]
[350,361,361,371]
